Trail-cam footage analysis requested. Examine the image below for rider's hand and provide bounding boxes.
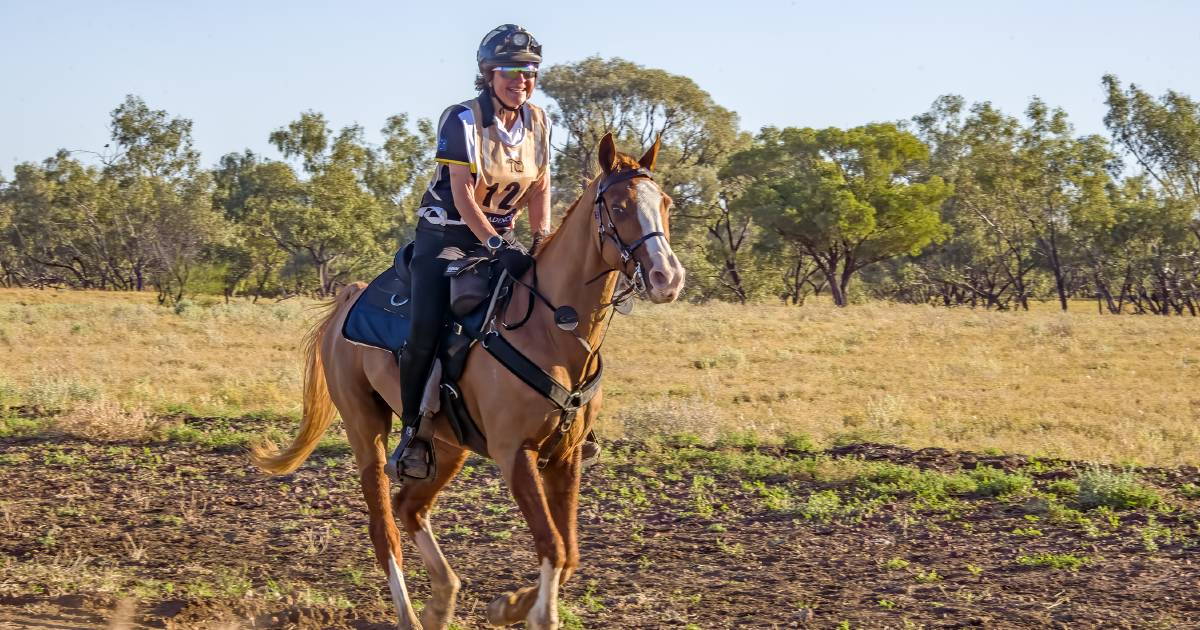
[495,244,534,278]
[531,229,550,256]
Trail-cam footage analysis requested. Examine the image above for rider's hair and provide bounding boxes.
[474,73,489,92]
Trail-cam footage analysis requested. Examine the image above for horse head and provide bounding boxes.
[593,133,686,303]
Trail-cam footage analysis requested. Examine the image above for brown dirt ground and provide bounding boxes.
[2,416,1200,629]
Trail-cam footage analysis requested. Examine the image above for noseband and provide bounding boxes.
[593,167,667,290]
[506,166,669,336]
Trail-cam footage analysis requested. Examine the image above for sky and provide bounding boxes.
[2,0,1198,173]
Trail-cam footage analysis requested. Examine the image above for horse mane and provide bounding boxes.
[535,153,643,255]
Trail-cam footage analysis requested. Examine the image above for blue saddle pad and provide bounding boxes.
[341,268,493,356]
[341,268,412,355]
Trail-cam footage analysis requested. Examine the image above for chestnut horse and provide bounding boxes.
[251,133,685,629]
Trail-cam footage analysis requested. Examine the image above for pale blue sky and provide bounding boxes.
[2,0,1198,172]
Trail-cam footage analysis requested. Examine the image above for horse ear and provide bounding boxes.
[598,132,617,174]
[639,134,662,171]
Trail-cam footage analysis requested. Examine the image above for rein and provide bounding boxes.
[506,166,664,339]
[473,167,666,467]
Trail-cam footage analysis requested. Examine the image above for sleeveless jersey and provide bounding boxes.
[419,94,550,232]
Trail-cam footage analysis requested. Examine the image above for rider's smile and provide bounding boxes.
[493,71,534,110]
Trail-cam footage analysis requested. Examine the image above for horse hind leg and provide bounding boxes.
[488,446,566,630]
[339,393,421,629]
[394,438,469,630]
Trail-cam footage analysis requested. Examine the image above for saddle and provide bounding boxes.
[341,241,514,457]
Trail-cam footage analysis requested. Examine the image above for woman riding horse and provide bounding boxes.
[392,24,596,479]
[251,26,687,630]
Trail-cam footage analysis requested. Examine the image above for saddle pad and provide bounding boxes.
[341,266,500,357]
[342,268,413,355]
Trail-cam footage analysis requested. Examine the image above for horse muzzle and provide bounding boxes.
[644,251,685,303]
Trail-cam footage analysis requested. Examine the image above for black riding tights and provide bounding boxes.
[399,220,483,423]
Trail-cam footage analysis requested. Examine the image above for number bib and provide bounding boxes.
[466,98,550,229]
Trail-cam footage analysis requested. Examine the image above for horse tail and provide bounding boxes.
[251,284,361,474]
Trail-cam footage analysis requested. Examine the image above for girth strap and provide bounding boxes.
[468,329,604,467]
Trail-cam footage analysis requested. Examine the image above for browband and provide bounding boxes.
[595,167,654,200]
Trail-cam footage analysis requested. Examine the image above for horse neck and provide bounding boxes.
[516,179,618,370]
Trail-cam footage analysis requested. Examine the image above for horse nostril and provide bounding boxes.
[650,268,671,288]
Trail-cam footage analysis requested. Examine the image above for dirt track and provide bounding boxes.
[2,416,1199,629]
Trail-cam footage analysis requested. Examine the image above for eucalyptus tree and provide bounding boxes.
[96,95,223,301]
[725,124,951,306]
[1103,75,1200,218]
[911,97,1115,310]
[539,57,753,300]
[1,153,111,288]
[211,151,300,299]
[264,111,430,296]
[1017,99,1115,310]
[911,96,1035,309]
[1103,76,1200,313]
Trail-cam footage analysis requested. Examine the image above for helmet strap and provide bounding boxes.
[488,85,523,113]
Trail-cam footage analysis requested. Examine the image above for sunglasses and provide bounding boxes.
[494,65,538,80]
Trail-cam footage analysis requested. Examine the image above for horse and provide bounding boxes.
[250,132,685,630]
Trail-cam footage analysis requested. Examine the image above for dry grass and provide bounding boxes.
[52,398,160,441]
[2,288,1199,465]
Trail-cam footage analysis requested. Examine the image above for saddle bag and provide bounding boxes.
[445,254,494,317]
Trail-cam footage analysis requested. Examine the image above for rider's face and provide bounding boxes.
[492,70,535,110]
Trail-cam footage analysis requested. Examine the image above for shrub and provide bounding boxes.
[781,432,816,453]
[800,490,843,522]
[1077,466,1161,510]
[969,466,1033,497]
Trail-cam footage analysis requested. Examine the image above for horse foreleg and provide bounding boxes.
[542,446,583,586]
[395,440,468,630]
[488,446,565,630]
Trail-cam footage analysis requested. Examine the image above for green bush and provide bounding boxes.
[1077,467,1161,510]
[781,432,817,453]
[969,466,1033,497]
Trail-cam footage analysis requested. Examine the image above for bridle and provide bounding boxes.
[500,166,669,349]
[480,165,672,466]
[591,167,667,294]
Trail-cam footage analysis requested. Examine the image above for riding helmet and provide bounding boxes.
[477,24,542,73]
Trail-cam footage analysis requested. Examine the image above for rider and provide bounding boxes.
[388,24,551,479]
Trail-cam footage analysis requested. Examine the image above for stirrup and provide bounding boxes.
[581,435,602,470]
[385,426,435,482]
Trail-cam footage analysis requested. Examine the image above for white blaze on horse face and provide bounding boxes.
[387,554,413,622]
[633,179,685,302]
[531,557,563,627]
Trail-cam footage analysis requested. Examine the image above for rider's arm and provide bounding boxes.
[447,164,502,245]
[526,171,551,238]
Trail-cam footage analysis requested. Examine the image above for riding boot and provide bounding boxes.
[386,344,436,481]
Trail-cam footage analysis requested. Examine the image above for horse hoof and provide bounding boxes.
[420,607,449,630]
[486,593,522,627]
[395,617,423,630]
[526,610,559,630]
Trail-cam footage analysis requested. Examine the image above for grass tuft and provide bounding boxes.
[1077,466,1161,510]
[1017,552,1089,571]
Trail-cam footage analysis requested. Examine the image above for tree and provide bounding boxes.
[725,124,952,306]
[103,95,222,301]
[1103,76,1200,314]
[1018,99,1115,311]
[265,112,430,296]
[1103,75,1200,217]
[211,151,297,300]
[908,97,1114,311]
[539,57,753,300]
